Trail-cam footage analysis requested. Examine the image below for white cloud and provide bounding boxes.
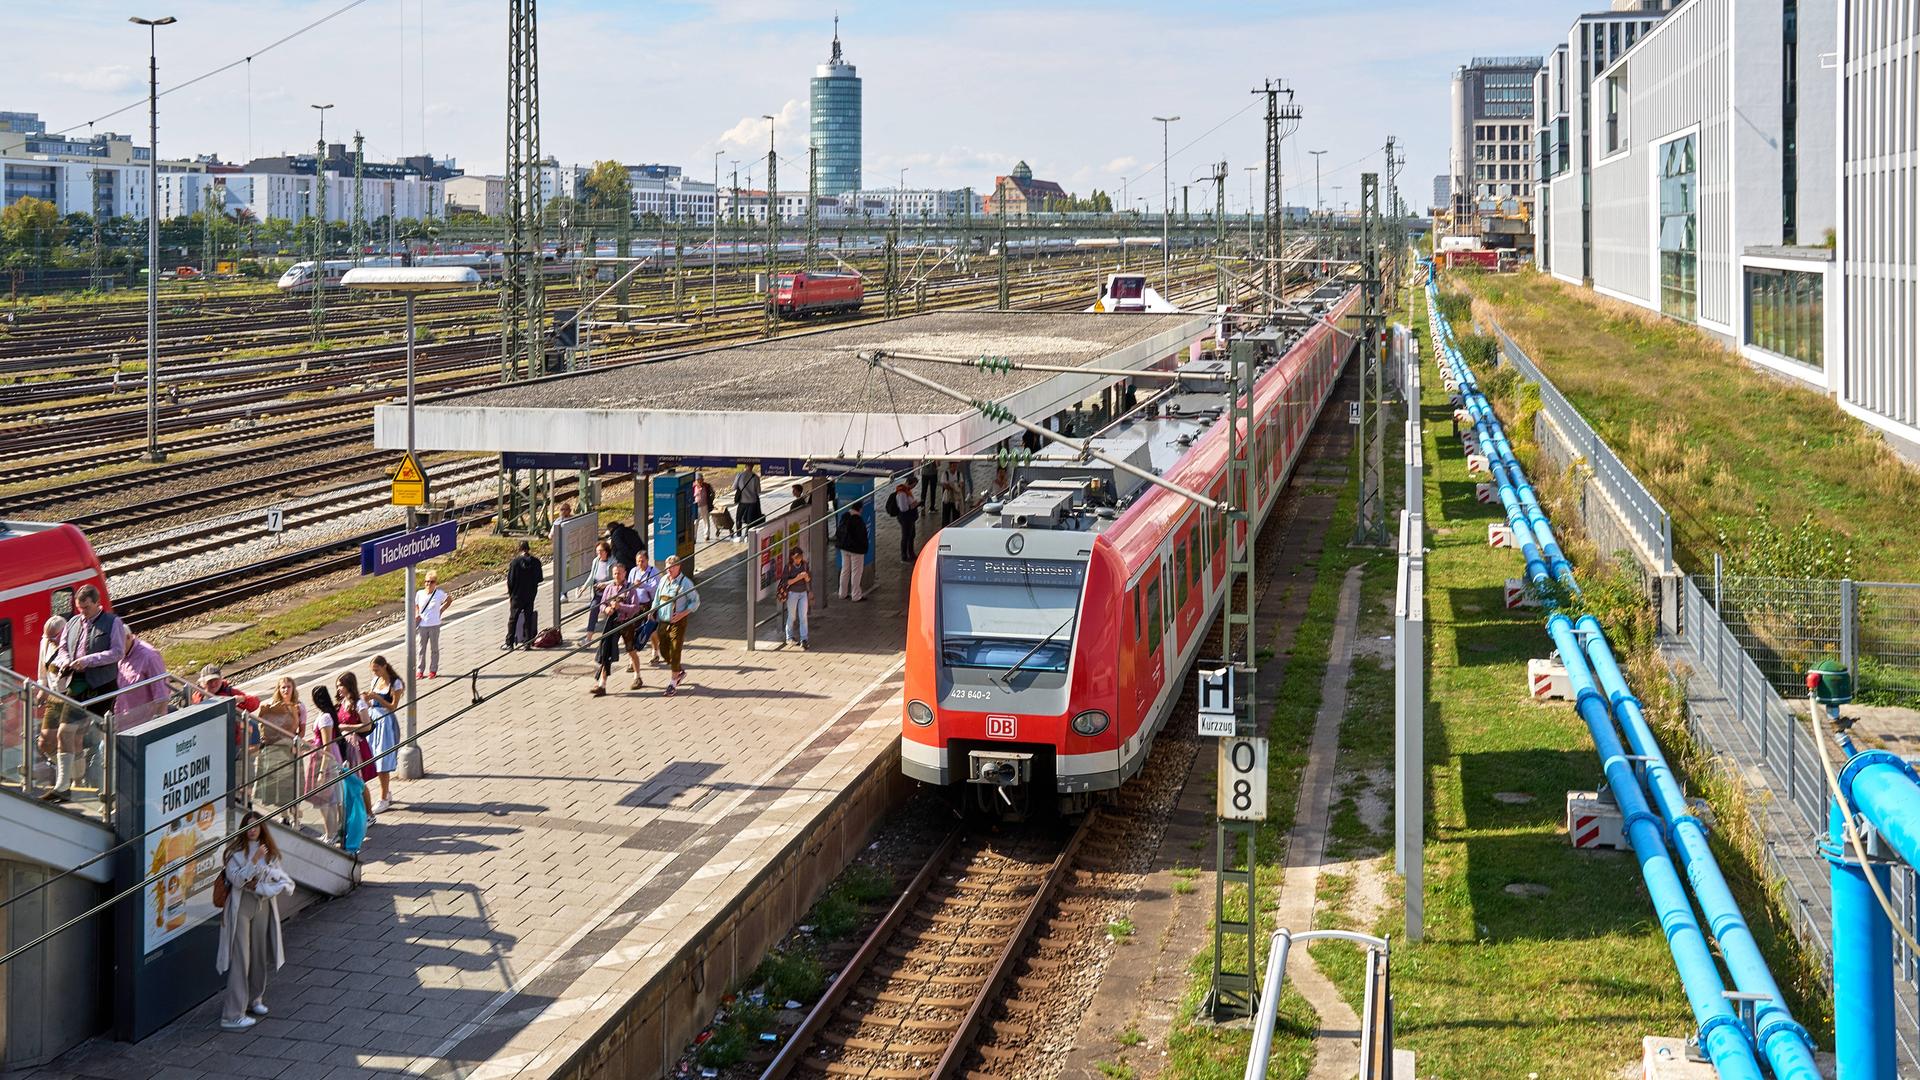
[1103,156,1141,175]
[49,65,142,95]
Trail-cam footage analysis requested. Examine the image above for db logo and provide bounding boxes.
[986,715,1018,740]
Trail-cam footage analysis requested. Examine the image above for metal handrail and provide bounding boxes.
[1244,927,1392,1080]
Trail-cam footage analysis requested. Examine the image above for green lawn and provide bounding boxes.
[1458,269,1920,581]
[1297,280,1829,1078]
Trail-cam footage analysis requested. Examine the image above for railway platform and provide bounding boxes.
[27,524,921,1080]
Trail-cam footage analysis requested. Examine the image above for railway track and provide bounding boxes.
[767,815,1098,1080]
[98,457,500,577]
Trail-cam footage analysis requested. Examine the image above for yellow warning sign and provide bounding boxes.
[390,453,429,507]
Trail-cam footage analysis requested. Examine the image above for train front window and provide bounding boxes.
[777,276,796,288]
[1110,277,1144,301]
[939,556,1086,672]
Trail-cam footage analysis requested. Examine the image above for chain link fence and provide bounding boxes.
[1696,568,1920,708]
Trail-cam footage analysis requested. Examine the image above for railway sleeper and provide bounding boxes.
[876,989,973,1008]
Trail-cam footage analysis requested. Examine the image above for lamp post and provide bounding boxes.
[711,150,721,322]
[1309,149,1327,215]
[341,265,482,781]
[130,15,176,463]
[1153,115,1179,293]
[308,103,334,346]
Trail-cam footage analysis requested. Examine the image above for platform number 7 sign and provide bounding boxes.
[1217,736,1268,821]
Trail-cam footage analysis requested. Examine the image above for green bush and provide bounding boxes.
[755,945,825,1004]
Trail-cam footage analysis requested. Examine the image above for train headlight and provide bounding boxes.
[1070,710,1110,736]
[907,700,935,727]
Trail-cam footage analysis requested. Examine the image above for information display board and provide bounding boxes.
[113,699,236,1040]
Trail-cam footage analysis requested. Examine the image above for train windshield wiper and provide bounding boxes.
[997,614,1076,686]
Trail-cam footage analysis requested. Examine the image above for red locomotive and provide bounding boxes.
[902,285,1360,815]
[773,271,864,318]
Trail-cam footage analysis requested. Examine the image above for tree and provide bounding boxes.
[582,160,631,215]
[0,196,61,266]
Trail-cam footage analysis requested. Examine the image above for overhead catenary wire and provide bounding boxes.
[48,0,377,139]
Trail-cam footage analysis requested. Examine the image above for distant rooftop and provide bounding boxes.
[1468,56,1546,69]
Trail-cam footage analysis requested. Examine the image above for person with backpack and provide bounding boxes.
[834,507,869,602]
[732,465,762,538]
[887,482,920,563]
[504,541,543,650]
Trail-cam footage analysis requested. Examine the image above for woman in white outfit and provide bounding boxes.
[217,812,292,1031]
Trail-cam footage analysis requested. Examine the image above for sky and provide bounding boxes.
[4,0,1605,213]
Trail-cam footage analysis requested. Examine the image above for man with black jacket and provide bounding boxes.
[834,508,869,602]
[505,541,544,650]
[607,519,642,572]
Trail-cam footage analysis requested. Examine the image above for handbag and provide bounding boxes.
[212,872,230,908]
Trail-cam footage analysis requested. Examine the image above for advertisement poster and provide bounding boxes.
[753,512,807,601]
[139,713,229,955]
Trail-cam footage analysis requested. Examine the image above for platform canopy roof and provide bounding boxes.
[373,311,1210,463]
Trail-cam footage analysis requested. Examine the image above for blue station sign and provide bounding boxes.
[360,520,459,575]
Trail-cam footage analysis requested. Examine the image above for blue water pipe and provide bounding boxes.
[1826,795,1897,1077]
[1578,618,1821,1079]
[1546,613,1766,1080]
[1423,266,1822,1077]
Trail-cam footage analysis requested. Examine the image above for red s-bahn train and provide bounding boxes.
[0,522,111,685]
[773,271,864,318]
[901,284,1360,815]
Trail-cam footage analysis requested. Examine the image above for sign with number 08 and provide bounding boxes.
[1217,736,1268,821]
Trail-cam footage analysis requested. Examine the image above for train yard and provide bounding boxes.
[0,245,1255,641]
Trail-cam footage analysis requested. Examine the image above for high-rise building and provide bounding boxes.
[1432,174,1449,212]
[1448,57,1543,239]
[809,17,861,196]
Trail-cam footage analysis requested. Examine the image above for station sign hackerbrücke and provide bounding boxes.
[360,520,458,576]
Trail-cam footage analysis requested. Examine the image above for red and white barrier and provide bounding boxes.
[1475,482,1495,504]
[1504,578,1539,609]
[1488,522,1514,548]
[1567,791,1627,850]
[1528,658,1570,700]
[1467,452,1490,475]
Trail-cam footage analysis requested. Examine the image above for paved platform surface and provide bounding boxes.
[28,520,918,1080]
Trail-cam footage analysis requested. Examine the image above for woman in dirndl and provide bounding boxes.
[363,656,404,816]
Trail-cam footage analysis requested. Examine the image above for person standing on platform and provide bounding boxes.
[732,465,762,539]
[42,586,127,803]
[834,507,868,602]
[630,551,667,668]
[216,812,291,1032]
[504,541,542,650]
[589,563,637,697]
[888,482,920,564]
[362,657,404,815]
[413,571,450,679]
[113,633,170,730]
[940,462,969,527]
[607,518,642,572]
[691,472,716,541]
[780,549,812,650]
[652,556,700,695]
[580,541,614,645]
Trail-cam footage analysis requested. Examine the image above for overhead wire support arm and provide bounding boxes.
[859,351,1228,513]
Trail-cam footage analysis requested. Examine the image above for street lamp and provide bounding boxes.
[1309,150,1327,215]
[341,265,482,781]
[130,14,176,463]
[1153,115,1179,293]
[711,150,722,321]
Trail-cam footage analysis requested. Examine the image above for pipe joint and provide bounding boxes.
[1839,749,1919,811]
[1696,1013,1754,1057]
[1755,1015,1813,1057]
[1668,812,1706,846]
[1623,805,1665,837]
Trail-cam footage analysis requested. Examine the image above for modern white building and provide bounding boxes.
[844,188,982,220]
[1448,56,1543,235]
[158,170,445,225]
[1534,8,1670,283]
[1,109,151,218]
[1583,0,1836,368]
[629,174,716,225]
[1834,0,1920,447]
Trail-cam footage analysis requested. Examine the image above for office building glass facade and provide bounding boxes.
[1745,267,1823,369]
[810,68,861,196]
[1657,133,1697,321]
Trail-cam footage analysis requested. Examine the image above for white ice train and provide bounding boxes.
[1088,272,1179,313]
[276,251,573,292]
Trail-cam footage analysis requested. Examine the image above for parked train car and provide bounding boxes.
[773,271,864,318]
[901,284,1360,816]
[0,521,110,687]
[276,250,568,292]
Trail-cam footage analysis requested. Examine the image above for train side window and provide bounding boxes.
[50,588,74,619]
[1146,578,1163,654]
[1189,530,1200,587]
[1174,540,1189,615]
[1133,588,1143,642]
[0,618,10,674]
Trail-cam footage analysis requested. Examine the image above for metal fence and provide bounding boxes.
[1677,574,1920,1065]
[1394,329,1425,943]
[1487,325,1674,572]
[1700,566,1920,708]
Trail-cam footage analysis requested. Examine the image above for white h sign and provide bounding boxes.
[1197,666,1236,737]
